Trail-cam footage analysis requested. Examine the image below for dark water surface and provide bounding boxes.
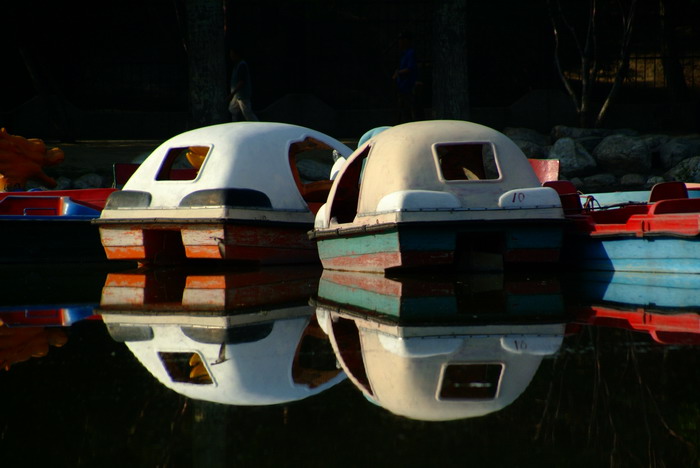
[0,265,698,468]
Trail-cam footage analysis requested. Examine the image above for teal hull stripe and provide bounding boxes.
[318,225,562,260]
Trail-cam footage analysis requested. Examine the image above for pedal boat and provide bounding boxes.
[95,122,351,265]
[547,180,700,273]
[310,120,565,273]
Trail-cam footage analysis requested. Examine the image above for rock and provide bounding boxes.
[503,127,550,146]
[24,180,49,191]
[548,137,597,177]
[54,176,72,190]
[592,135,651,175]
[609,128,640,137]
[570,177,584,190]
[74,173,104,189]
[665,156,700,183]
[551,125,610,141]
[582,173,618,192]
[620,173,645,188]
[575,136,606,153]
[639,134,671,153]
[513,140,548,158]
[659,137,700,170]
[645,175,666,188]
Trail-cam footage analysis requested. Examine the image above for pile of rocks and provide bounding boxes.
[504,126,700,193]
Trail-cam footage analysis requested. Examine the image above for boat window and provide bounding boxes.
[438,363,503,400]
[155,146,210,181]
[328,146,370,224]
[436,143,499,181]
[289,138,338,183]
[158,352,213,385]
[289,138,339,208]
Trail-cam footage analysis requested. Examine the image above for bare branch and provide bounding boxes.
[549,0,580,112]
[596,0,637,127]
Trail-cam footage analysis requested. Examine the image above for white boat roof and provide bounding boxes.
[326,120,548,222]
[106,312,345,405]
[122,122,352,210]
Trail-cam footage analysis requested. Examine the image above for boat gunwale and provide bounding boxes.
[93,217,313,228]
[309,217,568,240]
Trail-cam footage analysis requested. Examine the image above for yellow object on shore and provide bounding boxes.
[0,128,64,191]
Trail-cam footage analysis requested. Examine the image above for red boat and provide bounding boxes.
[573,306,700,345]
[546,180,700,273]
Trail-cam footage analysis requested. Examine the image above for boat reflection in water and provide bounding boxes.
[98,266,345,405]
[314,270,568,421]
[569,270,700,345]
[0,264,106,370]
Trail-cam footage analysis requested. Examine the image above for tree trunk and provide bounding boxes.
[185,0,228,128]
[659,0,687,102]
[432,0,469,120]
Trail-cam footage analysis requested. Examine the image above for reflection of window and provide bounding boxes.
[436,143,499,181]
[439,363,503,400]
[331,317,373,396]
[292,317,342,389]
[159,352,213,385]
[156,146,209,181]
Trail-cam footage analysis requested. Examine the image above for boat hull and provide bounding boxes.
[314,221,563,273]
[566,235,700,274]
[98,220,319,265]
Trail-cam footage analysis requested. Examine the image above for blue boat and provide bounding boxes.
[567,270,700,345]
[548,180,700,274]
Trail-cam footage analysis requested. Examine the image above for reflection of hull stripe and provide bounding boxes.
[321,251,454,272]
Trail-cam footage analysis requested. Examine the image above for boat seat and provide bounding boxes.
[648,181,688,202]
[543,180,582,214]
[543,180,577,195]
[649,198,700,215]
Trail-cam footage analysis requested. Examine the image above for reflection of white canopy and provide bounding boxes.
[103,307,345,405]
[320,310,563,421]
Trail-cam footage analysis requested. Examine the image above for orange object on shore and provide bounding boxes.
[0,128,65,191]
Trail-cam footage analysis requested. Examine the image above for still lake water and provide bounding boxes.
[0,264,698,468]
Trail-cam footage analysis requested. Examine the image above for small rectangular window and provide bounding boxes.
[436,143,499,181]
[159,352,213,385]
[439,363,503,400]
[155,146,209,181]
